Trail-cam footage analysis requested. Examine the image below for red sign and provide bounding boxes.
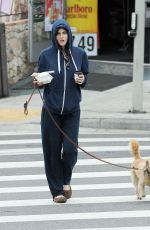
[45,0,63,31]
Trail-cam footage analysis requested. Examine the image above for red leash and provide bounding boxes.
[24,86,141,171]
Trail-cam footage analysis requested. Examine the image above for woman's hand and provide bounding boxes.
[33,79,44,87]
[74,73,85,85]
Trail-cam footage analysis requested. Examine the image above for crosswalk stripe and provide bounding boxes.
[0,129,102,136]
[0,139,41,145]
[0,129,112,136]
[1,137,150,145]
[62,228,150,230]
[0,148,42,155]
[79,137,150,142]
[77,158,132,165]
[72,171,130,178]
[0,174,46,181]
[0,130,149,229]
[0,195,145,208]
[0,157,137,168]
[0,183,133,194]
[0,210,150,223]
[0,161,43,168]
[0,145,149,156]
[0,132,40,136]
[0,148,43,156]
[0,171,130,181]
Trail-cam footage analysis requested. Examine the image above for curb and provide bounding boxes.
[80,117,150,131]
[0,116,149,131]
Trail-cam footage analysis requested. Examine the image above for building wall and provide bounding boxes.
[0,0,28,22]
[5,19,36,85]
[0,0,32,85]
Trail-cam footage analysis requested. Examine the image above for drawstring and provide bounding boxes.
[57,49,78,73]
[57,50,61,73]
[60,61,66,114]
[69,49,78,71]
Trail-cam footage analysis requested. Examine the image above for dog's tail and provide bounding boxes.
[129,139,141,159]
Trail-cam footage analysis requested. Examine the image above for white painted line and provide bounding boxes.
[0,129,96,136]
[0,145,150,156]
[1,137,150,144]
[0,210,150,223]
[0,186,49,194]
[62,227,150,230]
[0,139,41,145]
[77,158,133,165]
[0,157,136,168]
[79,137,150,142]
[0,171,130,182]
[73,171,130,178]
[0,174,46,181]
[72,158,130,166]
[0,161,44,168]
[0,195,145,208]
[78,145,150,152]
[0,132,40,136]
[72,183,133,190]
[0,157,133,168]
[0,183,133,194]
[0,148,42,155]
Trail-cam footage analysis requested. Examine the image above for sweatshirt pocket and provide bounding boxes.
[64,88,81,112]
[46,89,64,111]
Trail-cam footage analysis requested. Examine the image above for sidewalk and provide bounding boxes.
[80,80,150,130]
[0,77,150,131]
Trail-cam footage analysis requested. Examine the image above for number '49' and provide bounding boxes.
[78,36,85,49]
[78,36,94,51]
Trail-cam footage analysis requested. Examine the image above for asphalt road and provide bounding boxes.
[0,125,150,229]
[85,73,132,91]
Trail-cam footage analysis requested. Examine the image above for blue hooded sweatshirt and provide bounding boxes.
[38,19,88,114]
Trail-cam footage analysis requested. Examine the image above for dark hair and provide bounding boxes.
[55,27,69,50]
[55,27,68,36]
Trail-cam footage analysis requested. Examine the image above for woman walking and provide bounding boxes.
[34,19,88,203]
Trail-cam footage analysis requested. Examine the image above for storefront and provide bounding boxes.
[97,0,135,62]
[29,0,150,64]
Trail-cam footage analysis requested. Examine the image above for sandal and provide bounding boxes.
[63,185,72,199]
[53,195,67,203]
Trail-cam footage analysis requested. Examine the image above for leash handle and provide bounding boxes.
[23,86,36,116]
[24,101,28,115]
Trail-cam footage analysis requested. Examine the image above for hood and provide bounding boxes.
[51,19,72,49]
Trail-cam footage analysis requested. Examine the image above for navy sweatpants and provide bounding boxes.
[41,107,80,197]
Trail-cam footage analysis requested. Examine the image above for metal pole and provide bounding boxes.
[28,0,33,63]
[0,23,9,98]
[132,0,145,112]
[62,0,67,19]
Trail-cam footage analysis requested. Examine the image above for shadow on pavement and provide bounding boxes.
[85,73,132,91]
[9,73,132,96]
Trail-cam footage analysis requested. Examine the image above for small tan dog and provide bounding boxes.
[129,139,150,200]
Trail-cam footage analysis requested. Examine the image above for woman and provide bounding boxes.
[34,19,88,203]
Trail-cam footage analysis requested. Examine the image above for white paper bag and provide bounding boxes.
[32,71,54,84]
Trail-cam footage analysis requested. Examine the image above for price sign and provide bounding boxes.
[72,33,97,56]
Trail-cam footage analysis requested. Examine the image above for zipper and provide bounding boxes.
[60,50,78,114]
[61,61,66,114]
